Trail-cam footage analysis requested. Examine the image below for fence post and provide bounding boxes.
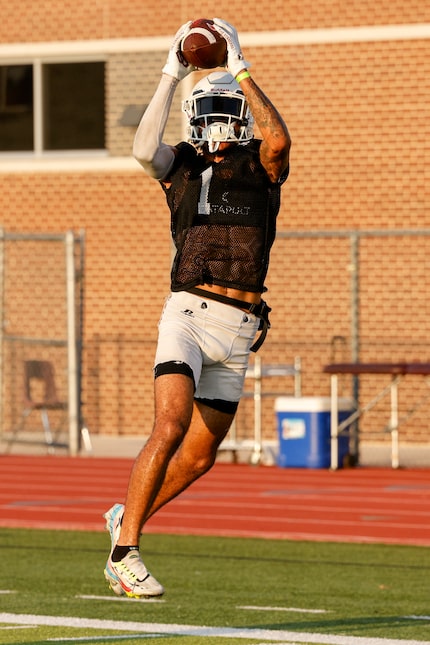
[66,231,79,456]
[349,232,360,461]
[0,228,4,441]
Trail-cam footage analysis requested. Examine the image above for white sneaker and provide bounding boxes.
[103,503,164,598]
[103,503,126,596]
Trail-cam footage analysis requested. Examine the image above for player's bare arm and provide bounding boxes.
[133,22,196,179]
[212,18,290,183]
[238,75,291,183]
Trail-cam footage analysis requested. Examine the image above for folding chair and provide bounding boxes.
[8,360,68,453]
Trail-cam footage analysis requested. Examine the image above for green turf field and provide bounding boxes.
[0,527,429,645]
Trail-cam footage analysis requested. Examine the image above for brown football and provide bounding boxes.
[181,18,227,69]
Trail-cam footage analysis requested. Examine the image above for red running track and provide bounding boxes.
[0,455,429,546]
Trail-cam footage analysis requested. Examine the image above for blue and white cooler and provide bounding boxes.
[275,396,353,468]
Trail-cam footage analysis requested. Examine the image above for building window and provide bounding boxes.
[0,65,33,151]
[0,61,105,154]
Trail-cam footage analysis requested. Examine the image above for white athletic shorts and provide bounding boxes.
[154,291,260,407]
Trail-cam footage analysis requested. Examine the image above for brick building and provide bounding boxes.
[0,1,429,462]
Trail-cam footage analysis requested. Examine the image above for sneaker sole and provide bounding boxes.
[103,504,126,596]
[103,503,124,543]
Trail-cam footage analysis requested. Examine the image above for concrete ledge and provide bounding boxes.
[1,432,429,468]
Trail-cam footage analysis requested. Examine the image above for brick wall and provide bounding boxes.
[1,1,429,42]
[1,2,430,453]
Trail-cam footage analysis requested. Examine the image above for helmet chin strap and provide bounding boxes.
[203,122,237,153]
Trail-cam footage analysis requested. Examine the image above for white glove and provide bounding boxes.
[162,21,197,81]
[212,18,250,79]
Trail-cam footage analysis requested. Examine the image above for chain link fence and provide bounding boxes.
[233,229,430,465]
[0,230,84,454]
[1,228,429,466]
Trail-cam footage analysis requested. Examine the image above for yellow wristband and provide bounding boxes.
[235,70,250,83]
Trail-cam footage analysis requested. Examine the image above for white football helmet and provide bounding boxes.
[182,71,254,153]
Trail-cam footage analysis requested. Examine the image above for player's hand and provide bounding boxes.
[212,18,250,78]
[162,21,197,81]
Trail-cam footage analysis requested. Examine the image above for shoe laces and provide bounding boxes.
[115,551,150,583]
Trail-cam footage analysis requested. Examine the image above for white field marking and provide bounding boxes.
[49,640,298,644]
[48,636,164,642]
[0,590,16,594]
[0,613,430,645]
[404,615,430,621]
[237,605,329,614]
[76,594,165,603]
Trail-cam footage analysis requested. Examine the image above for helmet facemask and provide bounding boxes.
[182,72,254,153]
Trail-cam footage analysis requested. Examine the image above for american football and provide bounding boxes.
[181,18,227,69]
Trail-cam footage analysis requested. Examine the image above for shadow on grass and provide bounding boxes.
[252,613,424,634]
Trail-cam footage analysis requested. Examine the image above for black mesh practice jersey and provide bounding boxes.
[161,139,289,293]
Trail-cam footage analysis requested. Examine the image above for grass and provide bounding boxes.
[0,527,429,644]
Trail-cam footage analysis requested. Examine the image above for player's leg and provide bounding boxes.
[104,371,195,598]
[118,372,196,544]
[104,379,235,598]
[145,397,235,520]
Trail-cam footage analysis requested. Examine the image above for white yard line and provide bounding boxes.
[237,605,329,614]
[48,636,164,642]
[0,612,429,645]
